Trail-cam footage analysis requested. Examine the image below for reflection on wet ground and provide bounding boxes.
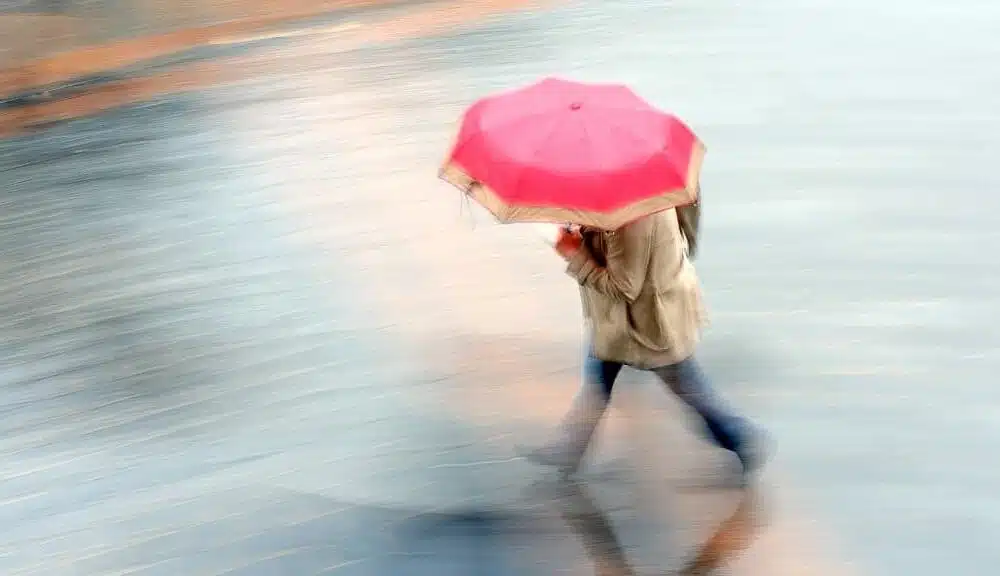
[551,479,765,576]
[546,480,640,576]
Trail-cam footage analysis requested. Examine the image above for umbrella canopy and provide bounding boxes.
[440,78,704,230]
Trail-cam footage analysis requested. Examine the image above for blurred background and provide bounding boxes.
[2,0,999,574]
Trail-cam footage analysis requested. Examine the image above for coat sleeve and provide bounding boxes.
[565,219,654,302]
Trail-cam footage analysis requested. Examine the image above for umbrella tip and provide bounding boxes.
[570,102,583,111]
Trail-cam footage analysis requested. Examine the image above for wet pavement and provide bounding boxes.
[2,0,1000,574]
[0,0,432,95]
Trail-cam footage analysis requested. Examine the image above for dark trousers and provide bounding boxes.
[564,353,748,462]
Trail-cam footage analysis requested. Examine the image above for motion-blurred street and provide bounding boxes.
[2,0,999,574]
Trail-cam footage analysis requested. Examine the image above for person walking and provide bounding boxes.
[519,208,769,482]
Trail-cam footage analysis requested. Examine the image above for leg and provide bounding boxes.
[567,351,623,416]
[519,352,623,474]
[652,357,767,474]
[563,353,623,455]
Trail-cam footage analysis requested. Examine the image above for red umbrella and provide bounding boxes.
[440,77,704,230]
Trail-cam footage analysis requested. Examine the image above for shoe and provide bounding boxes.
[516,443,580,478]
[735,427,773,479]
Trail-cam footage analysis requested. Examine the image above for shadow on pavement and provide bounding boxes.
[223,477,767,575]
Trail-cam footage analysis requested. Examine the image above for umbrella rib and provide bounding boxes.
[576,112,604,200]
[510,114,567,201]
[451,104,569,163]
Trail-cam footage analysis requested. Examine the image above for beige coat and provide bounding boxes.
[565,209,706,369]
